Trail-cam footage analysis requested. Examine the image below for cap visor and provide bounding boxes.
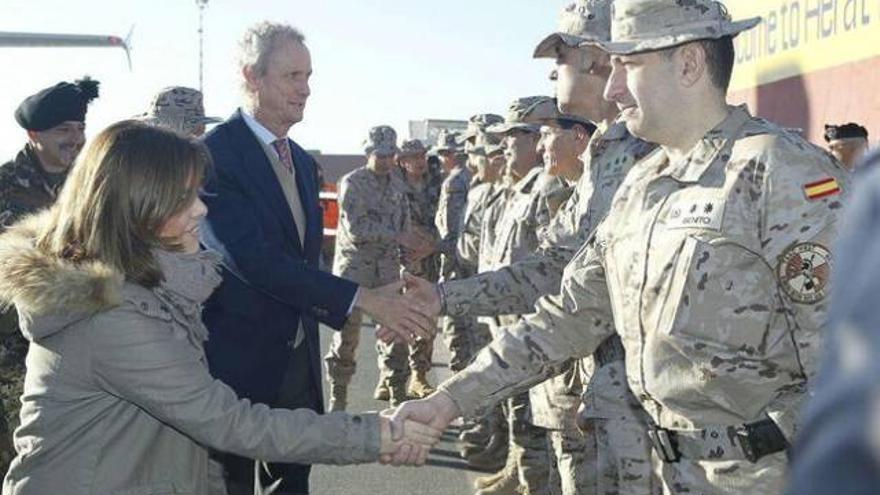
[488,122,539,134]
[590,16,761,55]
[533,32,594,58]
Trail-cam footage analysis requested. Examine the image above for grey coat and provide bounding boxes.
[0,213,381,495]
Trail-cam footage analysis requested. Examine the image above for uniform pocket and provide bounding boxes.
[664,236,775,353]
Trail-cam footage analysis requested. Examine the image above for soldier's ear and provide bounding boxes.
[677,43,706,89]
[25,130,39,144]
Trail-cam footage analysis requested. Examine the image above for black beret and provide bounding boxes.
[15,77,100,131]
[824,122,868,142]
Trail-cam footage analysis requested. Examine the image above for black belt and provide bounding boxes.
[647,418,789,464]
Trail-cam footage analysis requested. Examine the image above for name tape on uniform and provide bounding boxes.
[665,196,726,232]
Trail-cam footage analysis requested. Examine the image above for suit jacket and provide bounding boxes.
[200,110,358,410]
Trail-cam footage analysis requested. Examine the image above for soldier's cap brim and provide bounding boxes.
[202,116,223,124]
[533,32,600,59]
[487,122,540,134]
[485,145,505,156]
[588,17,761,55]
[456,132,477,145]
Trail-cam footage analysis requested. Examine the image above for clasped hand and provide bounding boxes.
[374,273,442,345]
[377,392,461,466]
[378,409,441,467]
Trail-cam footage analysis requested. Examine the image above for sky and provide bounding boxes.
[0,0,560,159]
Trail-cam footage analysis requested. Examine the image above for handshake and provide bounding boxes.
[377,391,462,466]
[354,273,444,346]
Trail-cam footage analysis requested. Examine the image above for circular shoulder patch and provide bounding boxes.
[777,242,832,304]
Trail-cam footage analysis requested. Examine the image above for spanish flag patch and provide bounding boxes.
[804,177,841,201]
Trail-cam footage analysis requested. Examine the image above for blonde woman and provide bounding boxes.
[0,121,437,495]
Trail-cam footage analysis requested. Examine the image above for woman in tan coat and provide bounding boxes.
[0,121,438,494]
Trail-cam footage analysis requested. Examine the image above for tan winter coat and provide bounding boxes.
[0,213,381,495]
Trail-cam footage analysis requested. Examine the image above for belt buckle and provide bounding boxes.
[735,424,759,463]
[648,426,681,463]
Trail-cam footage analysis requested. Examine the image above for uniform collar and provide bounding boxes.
[662,104,752,183]
[512,166,544,194]
[601,119,630,142]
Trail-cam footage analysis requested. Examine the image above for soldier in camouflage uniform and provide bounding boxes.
[400,2,849,494]
[396,139,441,399]
[324,125,412,410]
[474,97,579,495]
[461,140,507,279]
[456,115,506,284]
[0,78,99,474]
[434,115,502,375]
[454,118,511,473]
[138,86,221,138]
[434,129,464,179]
[433,128,475,374]
[406,2,659,493]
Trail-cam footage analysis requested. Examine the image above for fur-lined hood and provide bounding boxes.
[0,212,124,341]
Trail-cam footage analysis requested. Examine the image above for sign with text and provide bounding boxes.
[728,0,880,90]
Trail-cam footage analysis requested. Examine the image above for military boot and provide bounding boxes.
[474,469,519,495]
[407,370,435,398]
[373,379,390,401]
[474,453,516,489]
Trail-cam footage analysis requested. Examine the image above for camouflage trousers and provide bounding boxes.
[374,339,410,393]
[507,392,558,495]
[579,360,656,495]
[324,308,365,388]
[408,334,434,373]
[656,452,787,495]
[581,417,657,495]
[547,426,592,495]
[439,315,491,372]
[324,309,431,392]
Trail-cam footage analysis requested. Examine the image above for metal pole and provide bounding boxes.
[196,0,208,92]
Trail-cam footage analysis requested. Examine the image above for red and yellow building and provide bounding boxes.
[727,0,880,144]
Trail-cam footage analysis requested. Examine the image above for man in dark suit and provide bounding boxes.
[200,22,433,495]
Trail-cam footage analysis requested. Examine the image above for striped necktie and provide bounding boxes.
[272,138,295,174]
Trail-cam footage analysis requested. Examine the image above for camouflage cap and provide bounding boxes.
[398,138,428,157]
[488,96,560,134]
[458,113,504,145]
[533,0,613,59]
[363,125,398,156]
[468,130,504,156]
[591,0,761,55]
[140,86,220,136]
[432,129,463,153]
